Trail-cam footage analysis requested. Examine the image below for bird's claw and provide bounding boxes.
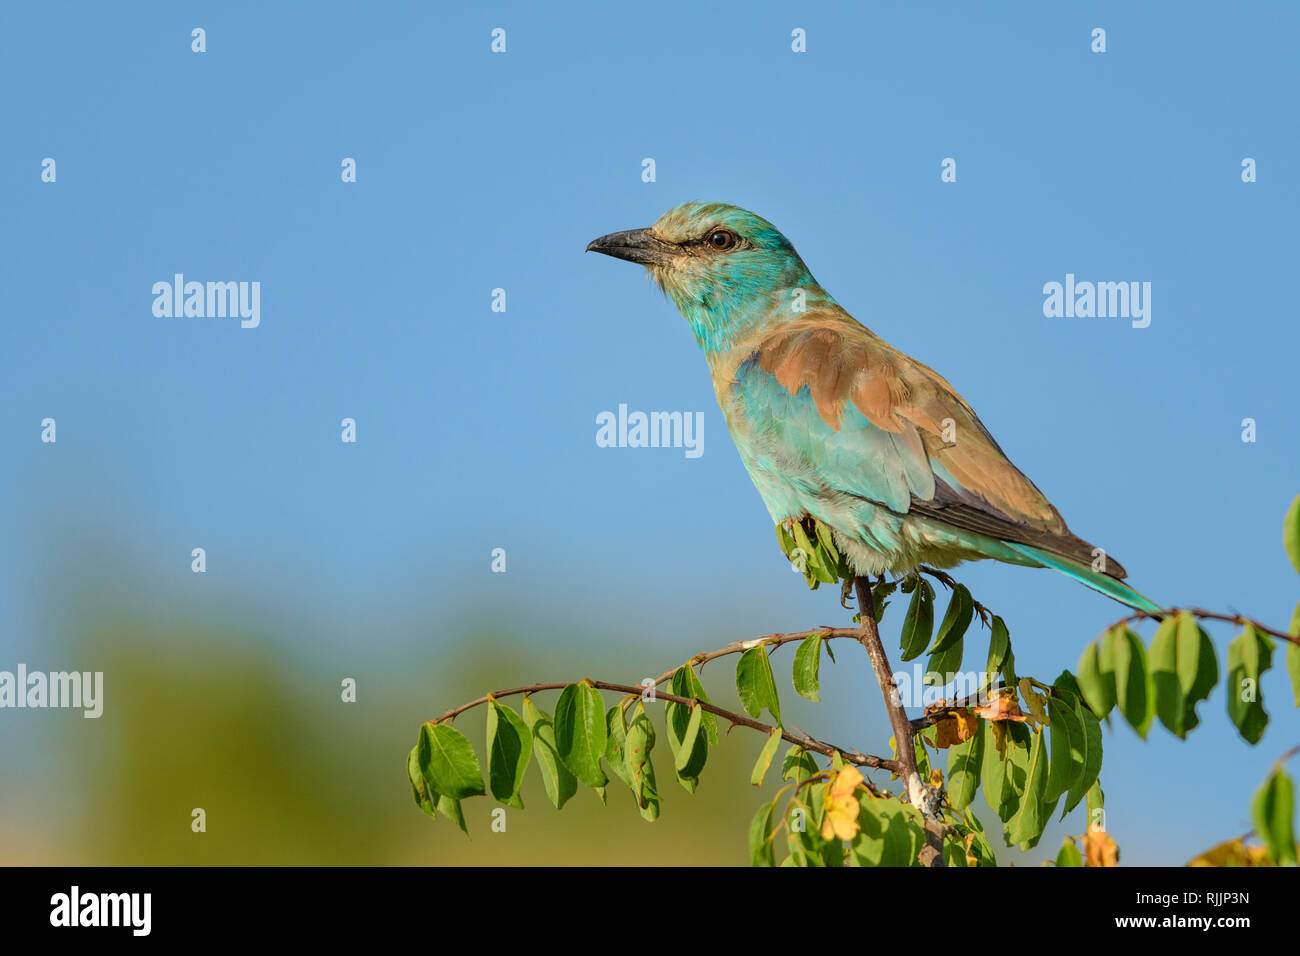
[840,578,855,610]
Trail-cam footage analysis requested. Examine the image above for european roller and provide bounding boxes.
[587,201,1160,613]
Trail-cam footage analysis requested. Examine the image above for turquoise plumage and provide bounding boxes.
[587,202,1160,613]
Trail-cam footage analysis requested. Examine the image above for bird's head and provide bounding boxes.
[587,202,830,352]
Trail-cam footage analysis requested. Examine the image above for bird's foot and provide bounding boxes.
[839,577,855,611]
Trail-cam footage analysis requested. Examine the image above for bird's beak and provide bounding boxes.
[585,228,676,267]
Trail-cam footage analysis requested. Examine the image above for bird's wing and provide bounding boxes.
[737,314,1124,576]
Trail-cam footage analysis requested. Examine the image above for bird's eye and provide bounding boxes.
[706,229,737,251]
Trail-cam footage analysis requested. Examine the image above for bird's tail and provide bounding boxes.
[1005,543,1163,614]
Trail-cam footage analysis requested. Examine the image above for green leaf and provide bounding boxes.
[1076,640,1115,719]
[1055,838,1083,867]
[621,703,659,821]
[778,520,817,589]
[1284,494,1300,575]
[899,579,935,662]
[407,745,437,818]
[1045,695,1084,804]
[944,836,969,867]
[603,705,632,789]
[1053,670,1083,699]
[947,722,984,811]
[1086,780,1105,824]
[1062,695,1102,817]
[1176,612,1218,735]
[676,703,703,772]
[1097,630,1119,713]
[522,697,578,810]
[981,720,1009,818]
[791,521,835,585]
[553,682,608,789]
[813,520,844,584]
[871,578,899,622]
[751,727,783,786]
[790,519,816,562]
[1148,616,1184,737]
[1227,625,1274,744]
[1112,627,1153,737]
[787,794,822,867]
[748,801,777,866]
[993,616,1018,686]
[926,583,971,682]
[1251,767,1297,866]
[986,614,1011,685]
[1009,729,1050,847]
[962,813,999,867]
[436,795,467,834]
[914,733,932,782]
[418,722,486,800]
[793,634,823,702]
[1289,639,1300,709]
[853,799,925,867]
[775,521,797,558]
[879,803,926,866]
[665,685,709,792]
[926,638,964,686]
[930,583,974,654]
[736,646,781,723]
[672,666,719,744]
[981,721,1032,834]
[781,744,819,783]
[850,799,886,867]
[998,723,1029,806]
[486,698,532,808]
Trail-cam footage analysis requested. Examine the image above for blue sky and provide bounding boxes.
[3,2,1298,864]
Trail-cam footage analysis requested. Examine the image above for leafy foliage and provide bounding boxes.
[411,497,1300,867]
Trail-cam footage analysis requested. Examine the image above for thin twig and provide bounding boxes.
[909,681,1010,733]
[431,679,903,775]
[1272,743,1300,771]
[648,628,862,687]
[1101,606,1299,647]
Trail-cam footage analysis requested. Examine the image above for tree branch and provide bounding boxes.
[1103,606,1300,647]
[431,679,903,775]
[909,682,1009,733]
[853,575,946,867]
[647,627,862,687]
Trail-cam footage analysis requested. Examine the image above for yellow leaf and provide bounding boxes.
[990,720,1009,759]
[1082,824,1119,867]
[1187,838,1278,867]
[1018,678,1050,726]
[820,767,864,841]
[973,694,1030,723]
[931,708,979,748]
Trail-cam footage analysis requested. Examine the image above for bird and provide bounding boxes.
[587,201,1160,613]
